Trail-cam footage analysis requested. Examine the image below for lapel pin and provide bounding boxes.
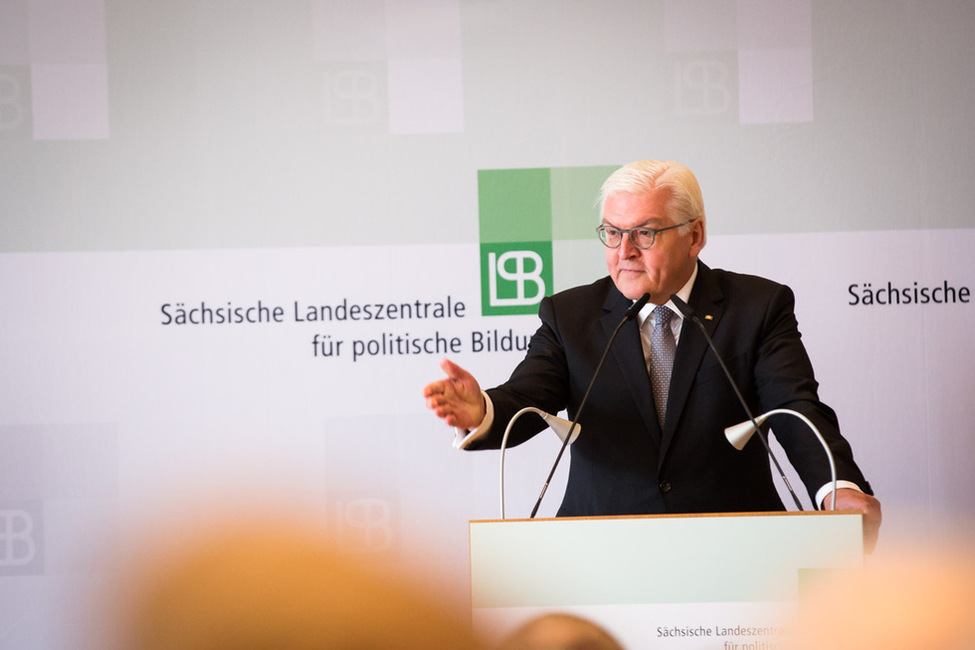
[704,314,714,320]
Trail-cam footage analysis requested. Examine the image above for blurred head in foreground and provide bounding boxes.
[495,612,625,650]
[791,542,975,650]
[111,517,484,650]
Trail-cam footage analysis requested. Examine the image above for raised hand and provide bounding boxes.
[422,359,486,430]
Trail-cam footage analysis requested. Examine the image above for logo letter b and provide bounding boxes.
[0,510,37,567]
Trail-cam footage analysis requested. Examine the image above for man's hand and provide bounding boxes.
[422,359,486,430]
[825,488,883,554]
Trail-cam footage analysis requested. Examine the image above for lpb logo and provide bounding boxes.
[478,165,614,316]
[0,503,43,575]
[481,242,551,314]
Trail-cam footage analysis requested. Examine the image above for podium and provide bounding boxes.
[470,511,863,649]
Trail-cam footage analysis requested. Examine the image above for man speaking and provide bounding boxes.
[423,160,881,550]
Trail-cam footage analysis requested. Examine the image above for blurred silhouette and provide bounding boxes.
[495,612,625,650]
[790,541,975,650]
[109,514,485,650]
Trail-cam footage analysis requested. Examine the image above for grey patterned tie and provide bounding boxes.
[650,305,676,427]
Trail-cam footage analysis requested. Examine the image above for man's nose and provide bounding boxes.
[618,233,639,257]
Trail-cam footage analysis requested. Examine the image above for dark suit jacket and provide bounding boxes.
[471,261,871,516]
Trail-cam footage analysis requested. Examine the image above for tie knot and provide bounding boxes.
[653,305,673,327]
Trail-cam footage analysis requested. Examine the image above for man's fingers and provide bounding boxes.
[439,358,469,382]
[439,357,457,373]
[830,490,882,554]
[423,360,483,430]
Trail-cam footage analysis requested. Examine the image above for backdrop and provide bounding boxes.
[1,1,974,648]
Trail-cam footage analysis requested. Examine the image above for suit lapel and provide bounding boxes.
[601,288,661,446]
[659,262,725,466]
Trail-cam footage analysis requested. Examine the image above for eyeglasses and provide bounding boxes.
[596,218,698,250]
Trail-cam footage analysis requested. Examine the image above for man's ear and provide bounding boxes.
[689,219,706,256]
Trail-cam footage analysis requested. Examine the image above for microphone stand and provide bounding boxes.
[528,293,650,518]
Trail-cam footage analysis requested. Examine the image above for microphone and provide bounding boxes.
[668,294,804,510]
[624,292,652,321]
[528,292,650,518]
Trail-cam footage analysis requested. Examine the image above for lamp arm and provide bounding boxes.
[499,407,551,519]
[760,408,839,511]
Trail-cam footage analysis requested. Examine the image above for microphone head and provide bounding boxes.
[625,293,651,321]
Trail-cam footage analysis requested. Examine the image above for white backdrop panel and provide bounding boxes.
[2,1,975,649]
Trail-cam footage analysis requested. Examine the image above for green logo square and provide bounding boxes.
[480,241,553,316]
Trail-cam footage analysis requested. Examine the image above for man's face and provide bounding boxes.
[602,190,705,302]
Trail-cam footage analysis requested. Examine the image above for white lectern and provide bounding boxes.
[470,511,862,649]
